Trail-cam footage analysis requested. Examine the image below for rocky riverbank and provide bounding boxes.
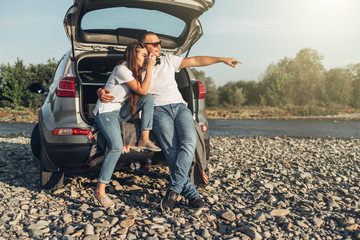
[1,136,360,239]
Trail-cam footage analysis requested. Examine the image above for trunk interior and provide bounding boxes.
[77,53,194,124]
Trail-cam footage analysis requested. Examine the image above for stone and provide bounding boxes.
[171,217,186,225]
[269,209,290,216]
[201,229,211,238]
[85,224,95,235]
[62,214,72,224]
[345,224,358,231]
[220,210,236,221]
[120,218,135,228]
[312,217,324,227]
[92,211,104,219]
[239,226,262,240]
[64,225,75,235]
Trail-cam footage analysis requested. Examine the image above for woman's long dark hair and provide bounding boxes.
[125,41,146,116]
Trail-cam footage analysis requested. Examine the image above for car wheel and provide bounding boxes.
[40,144,64,191]
[30,123,41,159]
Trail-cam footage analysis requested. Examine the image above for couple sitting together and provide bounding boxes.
[93,31,241,212]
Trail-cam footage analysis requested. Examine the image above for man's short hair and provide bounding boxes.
[138,31,156,43]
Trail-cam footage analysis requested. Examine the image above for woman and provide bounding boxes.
[93,41,160,208]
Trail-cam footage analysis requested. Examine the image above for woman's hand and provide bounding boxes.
[147,53,157,70]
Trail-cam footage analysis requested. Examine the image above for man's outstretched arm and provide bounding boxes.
[179,56,242,69]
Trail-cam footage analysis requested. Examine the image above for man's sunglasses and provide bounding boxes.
[143,41,161,47]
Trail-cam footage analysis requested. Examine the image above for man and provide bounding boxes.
[99,32,241,212]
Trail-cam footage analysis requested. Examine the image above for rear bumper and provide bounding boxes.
[42,141,92,170]
[39,121,157,171]
[39,116,93,171]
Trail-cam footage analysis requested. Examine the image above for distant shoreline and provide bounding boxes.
[206,109,360,121]
[0,108,38,123]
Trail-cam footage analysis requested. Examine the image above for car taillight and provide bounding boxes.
[56,77,75,97]
[53,128,90,135]
[200,124,208,132]
[197,81,206,99]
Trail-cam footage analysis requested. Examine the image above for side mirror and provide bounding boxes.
[28,82,47,95]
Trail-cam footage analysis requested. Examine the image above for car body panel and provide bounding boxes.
[64,0,214,55]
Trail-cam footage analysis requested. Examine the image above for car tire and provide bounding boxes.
[31,123,41,159]
[40,143,64,190]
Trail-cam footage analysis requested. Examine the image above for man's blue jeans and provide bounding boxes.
[95,94,154,184]
[153,103,199,200]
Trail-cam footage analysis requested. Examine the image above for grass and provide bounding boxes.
[0,107,38,123]
[206,105,360,120]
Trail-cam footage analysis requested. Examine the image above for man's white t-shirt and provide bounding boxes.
[148,54,187,106]
[93,63,134,115]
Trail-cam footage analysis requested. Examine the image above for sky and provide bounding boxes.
[1,0,360,86]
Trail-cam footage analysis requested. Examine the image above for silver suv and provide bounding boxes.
[29,0,212,190]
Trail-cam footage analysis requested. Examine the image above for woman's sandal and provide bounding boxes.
[94,193,115,208]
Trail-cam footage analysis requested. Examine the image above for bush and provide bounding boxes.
[282,105,338,116]
[0,100,14,108]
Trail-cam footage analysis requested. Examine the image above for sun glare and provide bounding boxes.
[313,0,343,8]
[305,0,349,14]
[300,0,354,32]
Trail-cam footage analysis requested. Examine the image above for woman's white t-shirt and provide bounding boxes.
[93,63,134,115]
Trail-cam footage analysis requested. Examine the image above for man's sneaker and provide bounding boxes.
[137,140,161,152]
[189,195,206,209]
[160,190,178,212]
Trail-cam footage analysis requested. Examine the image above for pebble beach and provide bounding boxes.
[1,136,360,239]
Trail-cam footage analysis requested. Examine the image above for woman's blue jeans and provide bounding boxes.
[153,103,199,200]
[94,94,154,184]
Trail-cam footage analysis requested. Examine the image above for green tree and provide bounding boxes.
[233,87,247,107]
[233,80,261,105]
[261,64,289,106]
[0,58,57,108]
[218,81,247,107]
[286,48,326,105]
[350,63,360,108]
[0,59,28,107]
[324,68,352,105]
[190,68,219,108]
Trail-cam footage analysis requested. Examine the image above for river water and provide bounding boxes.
[0,119,359,138]
[208,119,360,138]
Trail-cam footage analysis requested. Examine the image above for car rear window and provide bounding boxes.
[81,7,186,38]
